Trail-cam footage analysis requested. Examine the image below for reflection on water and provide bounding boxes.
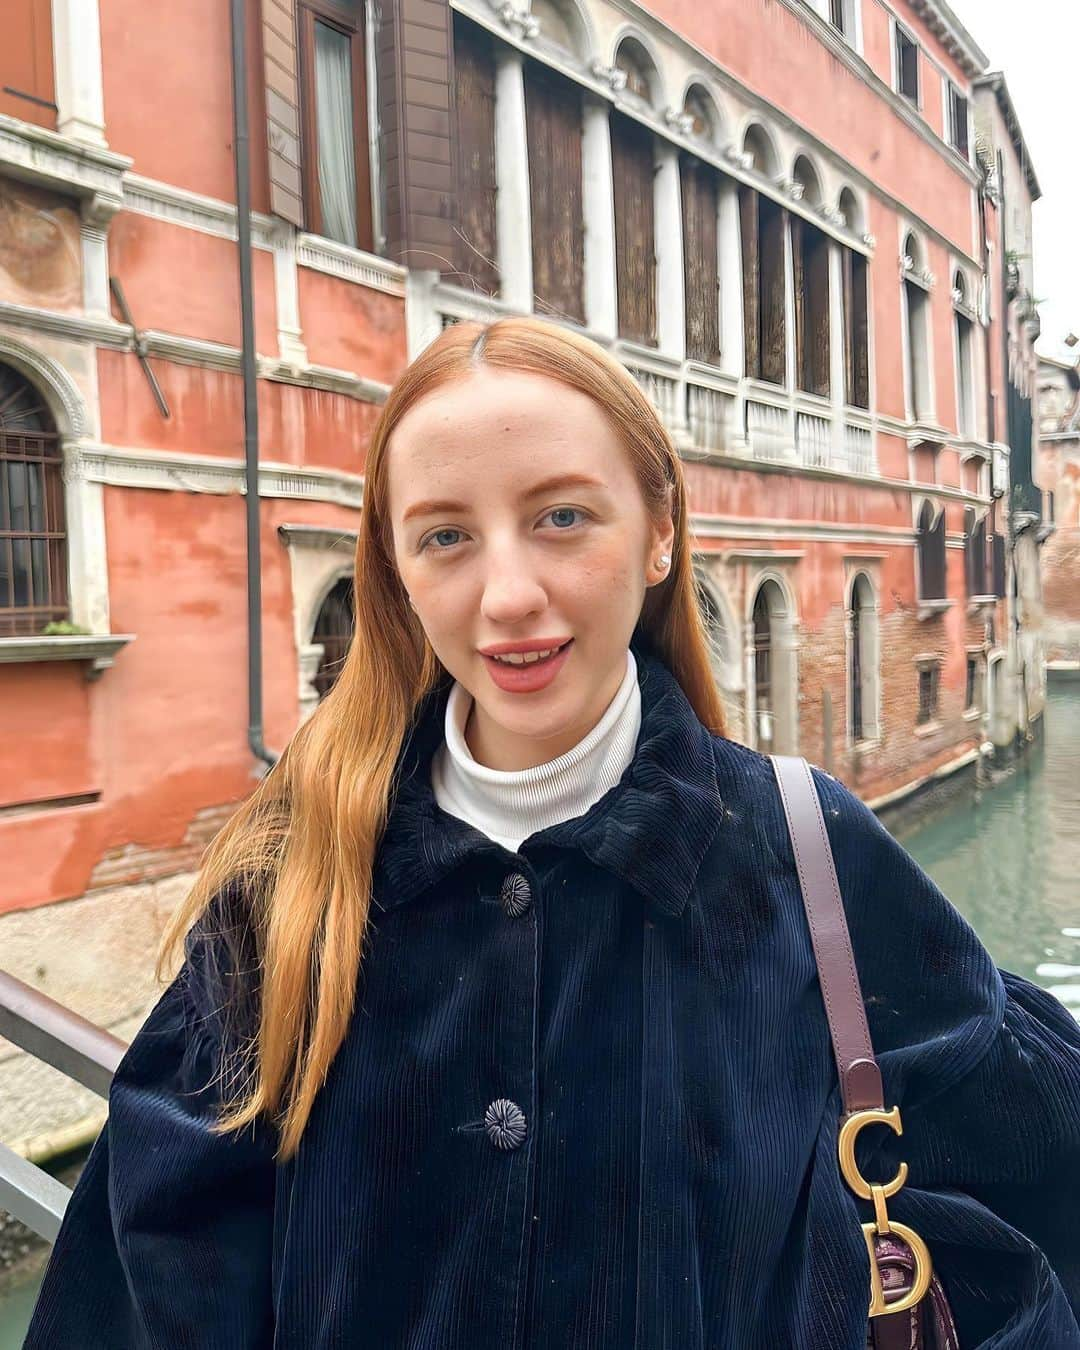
[896,682,1080,1020]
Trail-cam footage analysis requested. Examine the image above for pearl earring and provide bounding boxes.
[659,554,670,568]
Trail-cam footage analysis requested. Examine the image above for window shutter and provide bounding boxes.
[262,0,304,228]
[759,198,786,386]
[453,17,499,295]
[680,153,720,364]
[791,214,806,390]
[0,0,56,129]
[851,251,869,407]
[807,225,830,397]
[611,110,657,346]
[525,61,585,325]
[740,186,760,379]
[377,0,457,272]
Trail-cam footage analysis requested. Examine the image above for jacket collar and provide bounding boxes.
[371,633,725,920]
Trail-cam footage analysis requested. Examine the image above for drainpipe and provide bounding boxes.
[230,0,278,770]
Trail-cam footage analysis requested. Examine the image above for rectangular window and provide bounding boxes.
[680,152,721,365]
[611,109,657,346]
[792,217,830,398]
[1,0,56,130]
[298,0,373,250]
[955,309,975,438]
[829,0,846,35]
[965,656,978,712]
[948,82,969,158]
[991,529,1007,598]
[841,249,869,408]
[525,60,585,325]
[451,14,499,295]
[916,663,939,725]
[895,24,920,106]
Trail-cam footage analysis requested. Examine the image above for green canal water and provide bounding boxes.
[2,683,1078,1346]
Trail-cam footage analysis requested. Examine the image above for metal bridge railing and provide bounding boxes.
[0,969,127,1241]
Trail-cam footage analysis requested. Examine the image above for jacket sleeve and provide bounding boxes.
[811,767,1080,1347]
[22,896,278,1350]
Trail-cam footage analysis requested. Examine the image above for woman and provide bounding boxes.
[24,317,1080,1349]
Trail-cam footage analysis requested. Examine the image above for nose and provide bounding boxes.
[478,539,549,625]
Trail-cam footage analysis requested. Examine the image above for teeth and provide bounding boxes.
[491,645,563,665]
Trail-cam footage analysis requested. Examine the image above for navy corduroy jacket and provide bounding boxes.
[23,639,1080,1348]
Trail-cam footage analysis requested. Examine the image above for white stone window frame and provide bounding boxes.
[744,565,800,758]
[278,524,359,721]
[890,15,922,113]
[844,563,882,748]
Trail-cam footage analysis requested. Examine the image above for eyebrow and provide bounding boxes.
[400,472,608,525]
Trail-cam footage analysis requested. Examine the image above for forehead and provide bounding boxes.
[385,368,625,497]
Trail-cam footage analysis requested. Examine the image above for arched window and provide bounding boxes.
[742,123,777,178]
[791,154,822,208]
[682,84,717,141]
[312,576,355,699]
[837,186,861,234]
[964,505,988,596]
[0,362,67,636]
[613,36,655,104]
[848,572,880,742]
[953,269,975,438]
[529,0,579,57]
[749,578,798,753]
[902,232,932,421]
[915,500,946,602]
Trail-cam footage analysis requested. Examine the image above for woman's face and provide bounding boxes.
[386,367,674,770]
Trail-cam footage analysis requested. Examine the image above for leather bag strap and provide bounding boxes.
[770,755,884,1117]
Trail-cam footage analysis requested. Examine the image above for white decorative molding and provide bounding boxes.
[122,173,275,250]
[0,332,91,438]
[0,634,132,679]
[588,57,627,91]
[277,524,358,553]
[664,107,695,136]
[861,232,876,249]
[0,299,129,349]
[0,113,127,212]
[74,443,365,508]
[295,233,407,296]
[258,357,390,404]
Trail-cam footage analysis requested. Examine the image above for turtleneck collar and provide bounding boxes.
[371,634,727,921]
[430,648,641,854]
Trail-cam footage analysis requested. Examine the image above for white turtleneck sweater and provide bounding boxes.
[431,647,641,854]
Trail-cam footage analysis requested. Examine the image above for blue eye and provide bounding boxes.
[419,507,588,553]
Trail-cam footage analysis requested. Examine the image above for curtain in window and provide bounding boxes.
[315,20,357,248]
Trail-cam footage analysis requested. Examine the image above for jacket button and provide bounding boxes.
[484,1098,527,1150]
[499,872,532,917]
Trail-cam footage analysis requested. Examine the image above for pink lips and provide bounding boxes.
[481,639,574,693]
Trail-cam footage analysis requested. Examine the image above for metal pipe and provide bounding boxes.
[230,0,278,770]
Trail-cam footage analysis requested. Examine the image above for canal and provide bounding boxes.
[2,680,1078,1346]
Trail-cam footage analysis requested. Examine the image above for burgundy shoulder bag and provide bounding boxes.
[770,754,962,1350]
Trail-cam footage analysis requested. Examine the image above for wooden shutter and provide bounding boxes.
[841,248,869,408]
[377,0,457,272]
[452,17,499,294]
[525,60,585,325]
[759,197,786,386]
[740,186,760,379]
[680,153,720,364]
[791,215,806,390]
[1,0,56,129]
[262,0,304,227]
[806,224,830,397]
[611,110,656,346]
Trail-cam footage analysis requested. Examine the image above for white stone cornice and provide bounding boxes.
[0,113,127,210]
[258,357,390,404]
[122,173,275,250]
[277,524,358,553]
[74,442,365,508]
[296,234,407,296]
[0,300,129,349]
